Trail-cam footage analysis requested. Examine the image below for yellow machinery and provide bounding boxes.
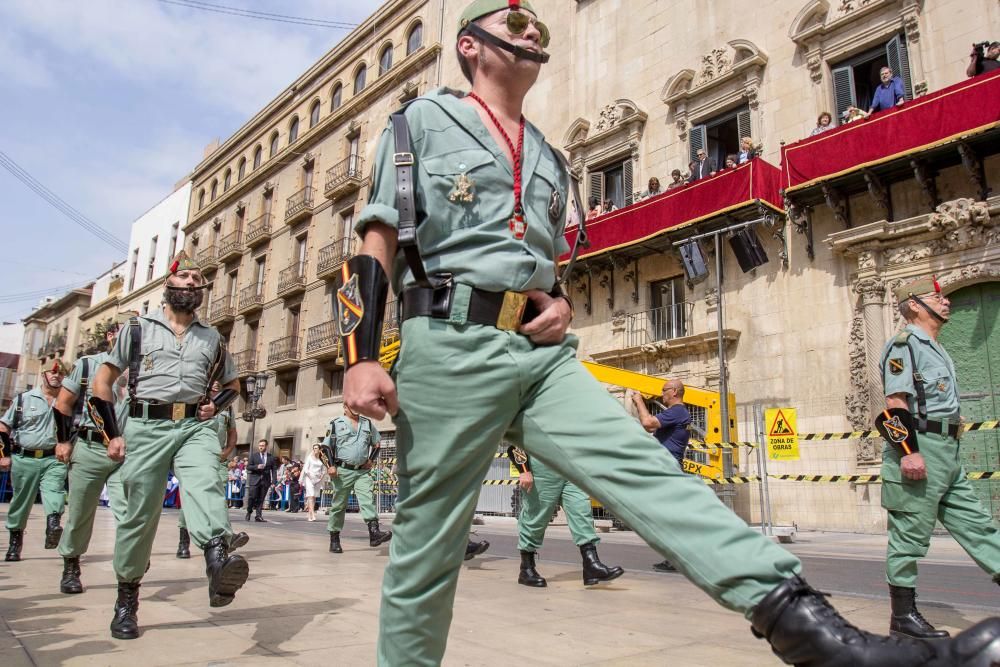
[377,341,736,480]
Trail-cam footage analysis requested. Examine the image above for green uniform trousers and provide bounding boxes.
[114,417,231,582]
[58,438,125,557]
[327,467,378,533]
[5,454,67,531]
[178,461,229,530]
[517,456,598,551]
[378,319,801,666]
[881,431,1000,587]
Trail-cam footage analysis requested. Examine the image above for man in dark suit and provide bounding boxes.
[688,148,717,182]
[245,439,276,522]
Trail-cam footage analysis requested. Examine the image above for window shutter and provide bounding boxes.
[623,159,634,206]
[831,65,856,121]
[737,109,752,141]
[589,171,604,205]
[689,124,707,164]
[886,34,913,99]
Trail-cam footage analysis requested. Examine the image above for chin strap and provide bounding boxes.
[466,23,550,63]
[910,294,948,323]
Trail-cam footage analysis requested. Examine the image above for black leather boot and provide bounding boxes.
[750,575,1000,666]
[229,531,249,551]
[5,529,23,562]
[329,532,343,554]
[465,539,490,561]
[110,581,141,640]
[890,585,950,639]
[203,536,248,608]
[580,543,624,586]
[176,528,191,559]
[367,520,391,547]
[518,551,546,587]
[44,513,63,549]
[60,556,83,594]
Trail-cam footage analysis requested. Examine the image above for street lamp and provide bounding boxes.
[242,372,270,448]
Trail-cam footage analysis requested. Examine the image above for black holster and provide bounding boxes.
[334,255,389,368]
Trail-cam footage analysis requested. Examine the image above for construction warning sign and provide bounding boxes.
[765,408,800,461]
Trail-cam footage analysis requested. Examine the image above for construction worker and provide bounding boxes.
[335,2,1000,665]
[90,250,246,640]
[1,360,70,561]
[320,405,391,554]
[508,445,623,587]
[52,315,132,593]
[877,276,1000,638]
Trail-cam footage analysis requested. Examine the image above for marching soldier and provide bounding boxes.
[876,277,1000,638]
[1,360,70,561]
[507,445,623,587]
[90,250,246,640]
[52,315,132,593]
[337,1,1000,665]
[320,405,392,554]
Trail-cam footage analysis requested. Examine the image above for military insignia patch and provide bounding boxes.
[881,415,909,444]
[336,273,364,336]
[143,355,154,372]
[888,358,904,375]
[510,447,528,467]
[448,173,475,203]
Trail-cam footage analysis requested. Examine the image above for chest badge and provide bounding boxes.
[143,355,155,372]
[548,190,562,223]
[448,173,476,203]
[937,381,948,392]
[888,358,904,375]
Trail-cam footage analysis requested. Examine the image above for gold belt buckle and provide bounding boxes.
[172,403,187,420]
[496,291,528,331]
[34,449,44,459]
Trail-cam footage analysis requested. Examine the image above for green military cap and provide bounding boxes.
[166,250,200,278]
[458,0,537,33]
[45,359,71,376]
[893,275,941,302]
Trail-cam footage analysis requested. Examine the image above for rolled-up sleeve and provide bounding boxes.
[356,125,400,236]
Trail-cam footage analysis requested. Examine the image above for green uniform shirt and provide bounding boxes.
[104,309,236,403]
[357,87,570,295]
[1,387,57,450]
[324,416,381,467]
[882,323,961,421]
[63,352,129,433]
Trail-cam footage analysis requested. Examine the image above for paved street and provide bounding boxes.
[1,507,996,666]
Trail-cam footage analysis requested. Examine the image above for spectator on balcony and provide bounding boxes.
[639,177,661,200]
[810,112,834,136]
[724,155,739,170]
[688,149,716,182]
[737,137,757,164]
[666,169,685,190]
[868,66,906,114]
[603,198,618,213]
[967,41,1000,77]
[843,106,869,124]
[585,196,602,221]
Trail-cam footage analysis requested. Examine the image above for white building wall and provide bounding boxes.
[124,182,192,295]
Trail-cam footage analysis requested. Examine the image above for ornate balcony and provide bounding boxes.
[624,303,693,347]
[324,155,365,201]
[217,230,243,263]
[237,284,265,315]
[245,213,273,248]
[232,349,257,378]
[208,296,236,325]
[196,245,218,271]
[267,335,301,370]
[316,237,354,280]
[277,261,308,298]
[305,321,341,361]
[285,186,316,224]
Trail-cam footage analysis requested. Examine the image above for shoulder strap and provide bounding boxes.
[71,358,91,425]
[11,393,23,433]
[205,336,227,399]
[550,147,589,286]
[127,317,142,400]
[390,110,435,290]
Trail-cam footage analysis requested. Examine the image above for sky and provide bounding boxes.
[0,0,382,323]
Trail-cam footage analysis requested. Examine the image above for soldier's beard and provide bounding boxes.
[164,286,204,313]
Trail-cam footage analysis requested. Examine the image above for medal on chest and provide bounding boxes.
[509,207,527,240]
[143,355,154,371]
[449,173,476,203]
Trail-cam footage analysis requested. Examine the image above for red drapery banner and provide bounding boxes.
[560,158,783,263]
[781,70,1000,192]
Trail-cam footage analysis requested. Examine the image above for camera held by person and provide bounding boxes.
[967,40,999,77]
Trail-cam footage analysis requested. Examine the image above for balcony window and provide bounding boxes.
[278,372,297,406]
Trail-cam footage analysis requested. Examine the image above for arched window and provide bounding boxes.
[353,64,367,95]
[252,145,263,170]
[407,22,423,56]
[379,44,393,75]
[309,100,321,128]
[238,157,247,181]
[288,116,299,144]
[269,131,279,158]
[223,168,232,191]
[331,83,343,111]
[198,188,205,210]
[210,179,218,201]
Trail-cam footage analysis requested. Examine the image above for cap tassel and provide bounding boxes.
[170,260,179,274]
[508,0,520,8]
[932,275,941,293]
[51,361,59,374]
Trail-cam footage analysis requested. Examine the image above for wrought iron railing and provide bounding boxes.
[285,186,315,220]
[232,349,256,375]
[245,213,273,245]
[324,155,365,196]
[306,321,340,357]
[196,245,218,266]
[316,237,354,276]
[238,284,264,311]
[268,335,300,366]
[209,296,235,322]
[218,230,243,258]
[277,261,308,294]
[625,302,693,347]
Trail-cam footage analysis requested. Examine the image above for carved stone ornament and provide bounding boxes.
[705,287,719,307]
[844,313,870,431]
[854,276,884,306]
[903,14,920,43]
[698,48,733,84]
[594,104,621,133]
[807,55,823,83]
[263,181,275,194]
[610,310,627,330]
[640,341,673,373]
[745,83,760,110]
[914,81,928,97]
[857,250,876,271]
[886,199,997,266]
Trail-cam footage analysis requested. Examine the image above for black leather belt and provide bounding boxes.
[78,429,104,444]
[129,402,199,420]
[12,445,56,458]
[334,460,368,471]
[402,284,538,331]
[919,419,961,440]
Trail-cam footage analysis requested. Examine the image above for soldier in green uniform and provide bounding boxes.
[507,445,623,587]
[90,250,247,640]
[1,360,70,561]
[320,406,392,554]
[336,2,1000,665]
[52,316,131,593]
[877,277,1000,639]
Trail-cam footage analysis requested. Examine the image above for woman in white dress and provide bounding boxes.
[299,445,328,521]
